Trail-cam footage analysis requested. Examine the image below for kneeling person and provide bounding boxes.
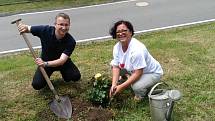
[18,13,81,90]
[109,20,163,100]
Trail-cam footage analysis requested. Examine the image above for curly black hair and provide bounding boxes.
[109,20,134,39]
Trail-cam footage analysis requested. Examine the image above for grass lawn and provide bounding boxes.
[2,0,214,120]
[0,21,215,120]
[0,0,122,16]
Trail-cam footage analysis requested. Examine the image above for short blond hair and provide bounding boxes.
[55,13,70,23]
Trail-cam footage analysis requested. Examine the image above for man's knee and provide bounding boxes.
[32,81,46,90]
[32,68,49,90]
[64,73,81,82]
[73,73,81,81]
[32,76,47,90]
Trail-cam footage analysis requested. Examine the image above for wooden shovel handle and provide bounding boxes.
[13,19,60,101]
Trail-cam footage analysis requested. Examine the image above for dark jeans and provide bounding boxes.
[32,60,81,90]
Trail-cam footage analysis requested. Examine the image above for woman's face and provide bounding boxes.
[116,24,132,43]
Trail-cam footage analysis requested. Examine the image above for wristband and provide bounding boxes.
[28,26,31,32]
[44,61,49,67]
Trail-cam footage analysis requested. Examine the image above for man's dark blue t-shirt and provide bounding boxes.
[31,25,76,61]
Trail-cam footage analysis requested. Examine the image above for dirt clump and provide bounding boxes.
[71,98,114,121]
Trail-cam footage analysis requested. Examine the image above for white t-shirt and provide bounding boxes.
[110,38,163,75]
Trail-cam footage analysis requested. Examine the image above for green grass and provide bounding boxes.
[1,1,215,120]
[0,0,120,15]
[1,21,215,120]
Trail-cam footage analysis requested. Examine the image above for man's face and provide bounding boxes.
[55,17,70,39]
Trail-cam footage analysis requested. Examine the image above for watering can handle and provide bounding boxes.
[148,82,169,97]
[148,82,163,97]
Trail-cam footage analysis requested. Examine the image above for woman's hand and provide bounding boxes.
[109,84,125,97]
[114,85,124,95]
[109,85,117,98]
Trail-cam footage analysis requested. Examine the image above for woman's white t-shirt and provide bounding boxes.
[110,38,163,75]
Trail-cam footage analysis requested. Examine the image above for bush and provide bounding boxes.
[87,73,112,107]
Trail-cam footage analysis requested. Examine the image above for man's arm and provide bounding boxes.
[36,53,69,67]
[45,53,69,67]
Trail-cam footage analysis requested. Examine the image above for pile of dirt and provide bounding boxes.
[37,97,114,121]
[71,98,114,121]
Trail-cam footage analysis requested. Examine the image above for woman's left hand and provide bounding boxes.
[113,84,124,95]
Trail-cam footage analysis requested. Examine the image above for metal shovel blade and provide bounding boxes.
[49,95,72,119]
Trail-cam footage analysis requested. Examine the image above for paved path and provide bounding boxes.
[1,0,215,53]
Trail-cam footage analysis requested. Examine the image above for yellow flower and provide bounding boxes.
[94,73,102,80]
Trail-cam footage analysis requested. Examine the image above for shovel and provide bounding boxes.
[11,19,72,119]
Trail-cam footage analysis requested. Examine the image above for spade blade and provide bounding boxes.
[49,95,72,119]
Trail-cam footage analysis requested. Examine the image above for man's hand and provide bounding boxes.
[18,23,30,33]
[35,58,45,67]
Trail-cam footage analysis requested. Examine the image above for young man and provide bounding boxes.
[18,13,81,90]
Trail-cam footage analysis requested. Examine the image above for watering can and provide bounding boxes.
[148,82,181,121]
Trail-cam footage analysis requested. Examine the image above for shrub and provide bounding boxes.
[87,73,111,107]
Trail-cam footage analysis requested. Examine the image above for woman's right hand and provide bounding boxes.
[109,85,117,98]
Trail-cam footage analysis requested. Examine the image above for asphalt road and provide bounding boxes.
[1,0,215,53]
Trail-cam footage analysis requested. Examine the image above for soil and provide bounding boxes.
[36,80,115,121]
[37,97,114,121]
[71,98,114,121]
